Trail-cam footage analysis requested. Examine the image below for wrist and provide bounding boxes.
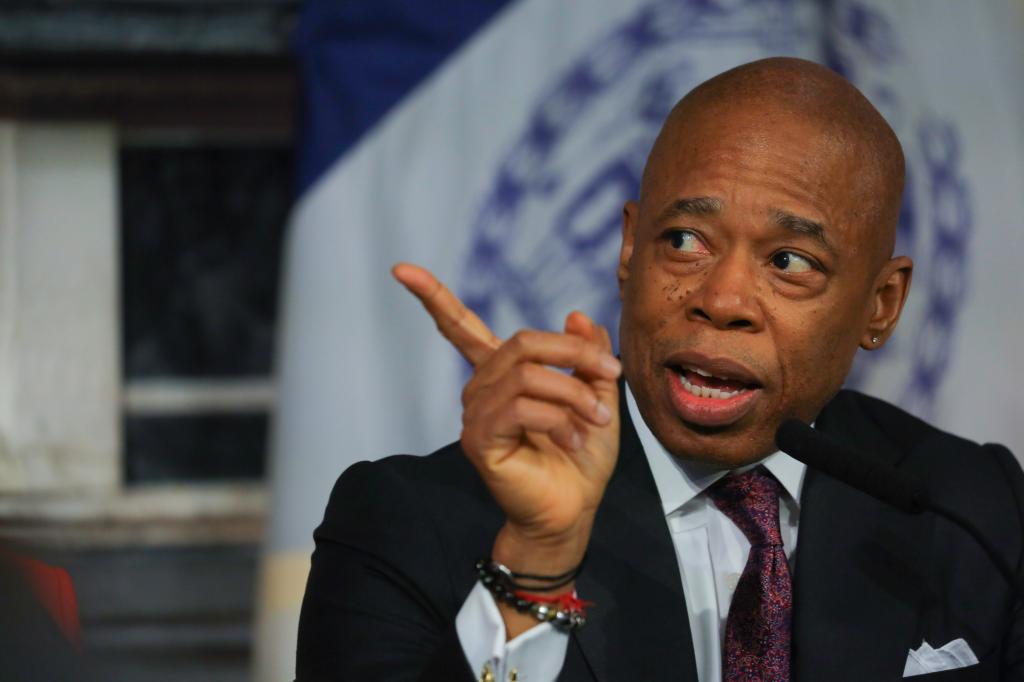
[492,521,591,577]
[489,522,592,640]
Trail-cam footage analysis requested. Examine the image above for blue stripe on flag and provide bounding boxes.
[293,0,514,193]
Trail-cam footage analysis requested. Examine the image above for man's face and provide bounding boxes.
[619,107,893,467]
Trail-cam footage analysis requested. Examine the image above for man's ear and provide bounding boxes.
[618,201,639,300]
[861,255,913,349]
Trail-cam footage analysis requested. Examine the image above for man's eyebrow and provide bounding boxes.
[657,196,724,221]
[771,209,833,251]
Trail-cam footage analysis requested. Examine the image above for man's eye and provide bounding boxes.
[668,230,705,253]
[771,251,814,273]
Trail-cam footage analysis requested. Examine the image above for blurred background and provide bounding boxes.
[0,0,1021,680]
[0,0,296,679]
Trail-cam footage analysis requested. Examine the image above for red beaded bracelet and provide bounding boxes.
[476,558,590,631]
[511,589,592,614]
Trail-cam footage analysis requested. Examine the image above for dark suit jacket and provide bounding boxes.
[297,390,1024,681]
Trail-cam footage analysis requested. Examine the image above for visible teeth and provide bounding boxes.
[686,366,733,383]
[678,371,744,400]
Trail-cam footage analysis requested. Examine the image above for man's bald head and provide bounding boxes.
[618,57,915,468]
[641,57,905,264]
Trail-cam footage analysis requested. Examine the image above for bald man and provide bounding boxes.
[296,58,1024,682]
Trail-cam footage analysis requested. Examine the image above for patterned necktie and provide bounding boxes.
[706,466,792,682]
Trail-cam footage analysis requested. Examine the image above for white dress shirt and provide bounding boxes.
[456,384,807,682]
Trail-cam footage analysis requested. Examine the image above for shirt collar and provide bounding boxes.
[624,383,806,516]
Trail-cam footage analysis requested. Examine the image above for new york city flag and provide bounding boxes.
[256,2,1024,678]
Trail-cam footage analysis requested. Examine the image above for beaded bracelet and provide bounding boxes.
[475,557,589,632]
[479,555,584,592]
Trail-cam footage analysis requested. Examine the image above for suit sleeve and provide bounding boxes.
[296,460,477,681]
[987,443,1024,681]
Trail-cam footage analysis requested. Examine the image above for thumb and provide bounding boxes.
[564,311,620,411]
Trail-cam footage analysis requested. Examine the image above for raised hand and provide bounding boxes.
[392,263,621,635]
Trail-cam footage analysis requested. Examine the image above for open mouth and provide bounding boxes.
[664,355,764,428]
[675,365,758,400]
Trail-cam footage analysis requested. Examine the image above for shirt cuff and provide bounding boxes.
[455,581,569,681]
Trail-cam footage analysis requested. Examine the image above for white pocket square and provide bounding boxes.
[903,638,979,677]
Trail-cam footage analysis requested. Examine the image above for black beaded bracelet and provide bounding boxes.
[475,558,588,632]
[482,555,585,592]
[510,562,582,583]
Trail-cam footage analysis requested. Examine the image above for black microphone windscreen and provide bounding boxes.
[775,419,928,513]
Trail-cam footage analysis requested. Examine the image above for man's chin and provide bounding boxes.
[675,446,774,470]
[655,414,780,470]
[626,362,782,467]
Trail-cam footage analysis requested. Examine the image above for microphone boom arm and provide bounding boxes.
[776,418,1024,604]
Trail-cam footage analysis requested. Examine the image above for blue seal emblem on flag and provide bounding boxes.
[460,0,971,419]
[459,0,812,348]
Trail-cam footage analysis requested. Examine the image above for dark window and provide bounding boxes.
[121,145,290,378]
[125,413,269,483]
[120,143,291,483]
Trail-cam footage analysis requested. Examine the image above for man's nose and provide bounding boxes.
[685,254,764,331]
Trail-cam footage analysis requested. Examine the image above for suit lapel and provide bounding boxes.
[568,388,936,680]
[792,391,932,681]
[567,391,699,682]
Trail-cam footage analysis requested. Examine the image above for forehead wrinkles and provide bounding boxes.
[647,141,840,218]
[649,107,898,260]
[646,120,876,244]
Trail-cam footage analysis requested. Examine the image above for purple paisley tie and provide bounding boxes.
[707,467,792,682]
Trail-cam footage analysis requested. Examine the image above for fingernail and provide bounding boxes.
[595,400,612,424]
[600,355,622,378]
[570,431,582,451]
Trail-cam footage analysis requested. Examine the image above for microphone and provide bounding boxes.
[775,419,928,513]
[776,418,1024,602]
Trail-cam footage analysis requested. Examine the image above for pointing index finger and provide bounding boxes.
[392,262,501,366]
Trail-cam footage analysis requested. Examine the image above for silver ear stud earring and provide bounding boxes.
[871,336,879,344]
